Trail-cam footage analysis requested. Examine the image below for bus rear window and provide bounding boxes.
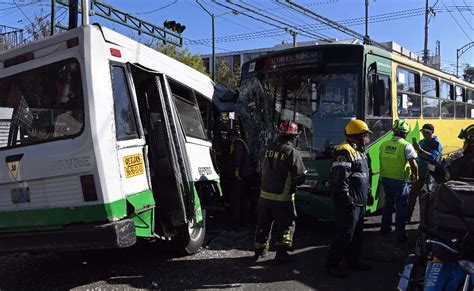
[0,58,83,148]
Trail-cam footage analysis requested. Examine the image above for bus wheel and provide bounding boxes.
[176,210,206,255]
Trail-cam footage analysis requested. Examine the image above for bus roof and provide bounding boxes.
[0,24,216,99]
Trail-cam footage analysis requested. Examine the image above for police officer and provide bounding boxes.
[407,123,443,222]
[379,119,418,242]
[254,120,306,263]
[326,119,374,278]
[227,128,253,230]
[449,124,474,180]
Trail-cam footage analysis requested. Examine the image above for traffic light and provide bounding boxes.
[163,20,186,34]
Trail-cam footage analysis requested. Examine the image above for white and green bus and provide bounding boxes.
[0,24,231,254]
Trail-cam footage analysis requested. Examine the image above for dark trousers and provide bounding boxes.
[407,173,427,221]
[229,179,249,228]
[327,203,365,267]
[381,178,409,240]
[254,198,296,251]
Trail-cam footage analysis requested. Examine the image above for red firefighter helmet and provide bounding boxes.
[278,120,299,135]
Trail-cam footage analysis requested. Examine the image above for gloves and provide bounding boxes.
[367,193,375,206]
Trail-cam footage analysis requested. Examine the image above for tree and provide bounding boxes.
[26,10,51,41]
[215,59,240,89]
[156,43,208,75]
[463,66,474,84]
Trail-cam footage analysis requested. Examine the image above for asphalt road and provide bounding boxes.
[0,208,420,291]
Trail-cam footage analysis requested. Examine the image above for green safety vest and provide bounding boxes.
[379,137,411,181]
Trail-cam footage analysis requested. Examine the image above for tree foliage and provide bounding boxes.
[27,10,52,41]
[156,43,207,75]
[463,66,474,84]
[215,59,240,89]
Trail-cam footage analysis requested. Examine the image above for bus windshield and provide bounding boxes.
[0,58,84,148]
[239,69,360,158]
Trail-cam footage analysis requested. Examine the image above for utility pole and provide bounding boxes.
[423,0,430,64]
[291,30,297,47]
[364,0,369,44]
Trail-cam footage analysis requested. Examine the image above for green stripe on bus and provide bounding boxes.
[0,190,154,231]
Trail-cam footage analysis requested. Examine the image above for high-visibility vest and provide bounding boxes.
[379,137,411,181]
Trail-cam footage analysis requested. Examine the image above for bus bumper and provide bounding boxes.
[0,219,136,253]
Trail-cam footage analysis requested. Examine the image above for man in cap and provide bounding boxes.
[407,123,443,222]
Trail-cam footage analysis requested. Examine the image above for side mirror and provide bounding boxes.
[439,183,464,214]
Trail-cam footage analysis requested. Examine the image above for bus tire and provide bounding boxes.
[176,210,206,255]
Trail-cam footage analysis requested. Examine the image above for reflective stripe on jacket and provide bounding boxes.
[331,140,370,206]
[260,138,306,202]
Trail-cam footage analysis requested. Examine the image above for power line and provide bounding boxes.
[187,7,427,45]
[133,0,177,15]
[185,1,283,44]
[441,0,472,41]
[452,0,473,30]
[214,0,328,41]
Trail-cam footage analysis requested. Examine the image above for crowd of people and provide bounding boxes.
[218,117,474,279]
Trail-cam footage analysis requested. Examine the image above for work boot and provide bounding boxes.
[253,248,268,261]
[274,249,290,264]
[326,264,347,279]
[348,261,372,271]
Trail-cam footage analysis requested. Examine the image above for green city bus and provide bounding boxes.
[237,43,474,219]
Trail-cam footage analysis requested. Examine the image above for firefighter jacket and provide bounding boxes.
[449,147,474,180]
[260,138,306,202]
[331,140,370,206]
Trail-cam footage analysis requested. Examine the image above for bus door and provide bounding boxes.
[366,71,392,142]
[129,65,190,237]
[366,68,392,211]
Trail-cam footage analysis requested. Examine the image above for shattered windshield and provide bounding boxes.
[238,69,360,160]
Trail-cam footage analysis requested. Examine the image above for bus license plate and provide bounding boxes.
[11,187,30,204]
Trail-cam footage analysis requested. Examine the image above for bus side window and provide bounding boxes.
[440,81,454,119]
[111,66,139,141]
[397,67,421,118]
[168,79,207,140]
[455,85,466,119]
[467,89,474,119]
[195,92,212,140]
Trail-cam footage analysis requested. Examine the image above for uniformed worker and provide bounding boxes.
[326,119,374,278]
[407,123,443,222]
[449,124,474,180]
[254,120,306,263]
[227,128,253,230]
[379,119,418,242]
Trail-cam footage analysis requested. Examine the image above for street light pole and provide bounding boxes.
[196,0,216,81]
[211,14,215,81]
[456,42,474,77]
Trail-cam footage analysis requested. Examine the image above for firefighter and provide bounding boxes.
[254,120,306,263]
[227,128,253,230]
[379,119,418,242]
[326,119,374,278]
[449,124,474,180]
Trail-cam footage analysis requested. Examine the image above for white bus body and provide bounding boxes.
[0,25,226,253]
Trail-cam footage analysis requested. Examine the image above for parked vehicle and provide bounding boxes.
[398,178,474,290]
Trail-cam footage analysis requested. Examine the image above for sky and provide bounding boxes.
[1,0,473,76]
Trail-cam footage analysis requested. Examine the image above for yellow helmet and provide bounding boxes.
[345,119,373,135]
